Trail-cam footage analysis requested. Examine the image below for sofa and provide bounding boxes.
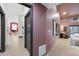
[70,34,79,46]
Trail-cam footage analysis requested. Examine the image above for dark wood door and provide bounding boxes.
[0,6,5,52]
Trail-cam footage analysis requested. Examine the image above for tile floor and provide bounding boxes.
[46,38,79,56]
[0,34,30,56]
[1,35,79,56]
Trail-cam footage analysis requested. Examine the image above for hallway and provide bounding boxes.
[0,34,29,56]
[46,39,79,56]
[1,3,79,56]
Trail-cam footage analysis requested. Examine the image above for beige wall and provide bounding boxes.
[46,6,60,52]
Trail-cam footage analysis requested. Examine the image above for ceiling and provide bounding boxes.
[42,3,61,9]
[42,3,79,21]
[57,3,79,20]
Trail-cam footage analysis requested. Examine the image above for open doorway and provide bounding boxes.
[0,3,33,56]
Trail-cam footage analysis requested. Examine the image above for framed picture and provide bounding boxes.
[56,23,60,36]
[52,19,56,36]
[52,19,60,36]
[10,22,18,32]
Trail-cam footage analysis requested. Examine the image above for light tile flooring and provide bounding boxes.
[0,34,30,56]
[2,35,79,56]
[46,38,79,56]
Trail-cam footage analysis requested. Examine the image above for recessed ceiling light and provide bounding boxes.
[62,12,67,15]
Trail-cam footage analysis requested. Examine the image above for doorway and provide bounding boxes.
[0,3,33,56]
[20,3,33,56]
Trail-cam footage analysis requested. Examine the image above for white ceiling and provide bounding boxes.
[42,3,61,9]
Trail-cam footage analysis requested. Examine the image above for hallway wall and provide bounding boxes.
[33,3,47,56]
[46,5,60,53]
[32,3,60,56]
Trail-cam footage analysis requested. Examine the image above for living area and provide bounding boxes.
[57,3,79,47]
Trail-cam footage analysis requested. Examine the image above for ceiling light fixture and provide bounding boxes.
[62,12,67,15]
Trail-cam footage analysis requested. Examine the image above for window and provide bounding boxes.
[69,26,79,35]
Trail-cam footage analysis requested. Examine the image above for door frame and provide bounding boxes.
[0,6,5,52]
[19,3,33,56]
[24,10,30,48]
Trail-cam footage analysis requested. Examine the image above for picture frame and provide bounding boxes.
[52,19,56,36]
[10,22,18,32]
[56,23,60,36]
[52,19,60,36]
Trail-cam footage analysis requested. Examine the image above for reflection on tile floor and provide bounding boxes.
[0,35,29,56]
[46,39,79,56]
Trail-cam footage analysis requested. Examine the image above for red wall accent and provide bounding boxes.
[32,4,57,56]
[33,4,47,56]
